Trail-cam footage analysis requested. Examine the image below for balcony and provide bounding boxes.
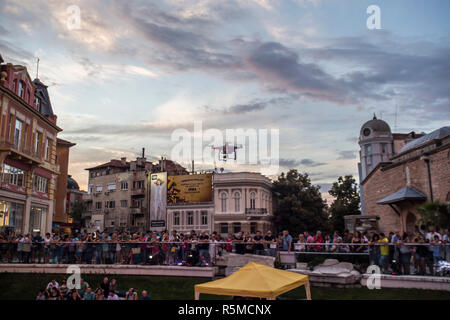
[130,207,147,215]
[0,138,42,165]
[131,188,145,196]
[245,208,268,216]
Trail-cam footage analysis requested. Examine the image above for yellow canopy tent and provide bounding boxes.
[194,262,311,300]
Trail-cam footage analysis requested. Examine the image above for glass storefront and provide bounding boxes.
[0,200,24,234]
[29,206,47,233]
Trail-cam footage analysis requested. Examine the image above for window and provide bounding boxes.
[95,202,102,210]
[18,81,25,98]
[35,96,42,112]
[187,212,194,225]
[381,143,387,154]
[133,180,144,189]
[201,211,208,225]
[250,222,257,234]
[132,199,143,208]
[233,222,241,233]
[173,212,180,226]
[96,185,103,193]
[105,201,115,209]
[220,223,228,234]
[33,175,49,193]
[120,200,128,208]
[0,201,24,233]
[233,191,241,212]
[365,144,372,155]
[120,181,128,190]
[35,132,42,155]
[220,192,228,212]
[250,192,256,209]
[23,124,29,150]
[107,183,116,191]
[45,138,52,161]
[88,184,94,194]
[1,164,26,187]
[14,119,22,150]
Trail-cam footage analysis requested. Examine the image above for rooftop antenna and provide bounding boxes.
[36,57,40,79]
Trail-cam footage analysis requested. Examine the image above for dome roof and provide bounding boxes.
[360,114,391,139]
[67,175,79,190]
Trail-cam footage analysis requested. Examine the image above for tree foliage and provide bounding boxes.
[273,169,330,235]
[68,200,86,230]
[417,201,450,230]
[328,175,361,233]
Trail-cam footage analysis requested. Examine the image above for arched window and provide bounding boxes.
[250,192,256,209]
[233,191,241,212]
[263,194,267,209]
[220,192,228,212]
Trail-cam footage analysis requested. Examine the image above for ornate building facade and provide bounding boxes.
[0,55,65,234]
[213,172,274,237]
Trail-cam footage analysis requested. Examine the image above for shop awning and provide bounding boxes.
[377,186,427,205]
[194,262,310,300]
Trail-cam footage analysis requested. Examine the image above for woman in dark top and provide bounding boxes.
[67,290,82,301]
[234,232,245,255]
[100,277,110,298]
[368,233,380,266]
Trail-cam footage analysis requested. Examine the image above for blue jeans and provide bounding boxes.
[379,255,388,269]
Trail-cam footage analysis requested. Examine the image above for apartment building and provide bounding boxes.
[83,156,188,233]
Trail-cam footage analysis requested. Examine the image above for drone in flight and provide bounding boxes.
[211,143,243,162]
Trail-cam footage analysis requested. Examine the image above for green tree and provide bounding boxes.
[273,169,330,235]
[68,200,86,231]
[328,175,360,233]
[417,201,450,230]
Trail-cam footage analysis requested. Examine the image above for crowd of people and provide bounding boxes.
[288,226,450,276]
[0,229,279,266]
[1,225,449,275]
[35,277,151,301]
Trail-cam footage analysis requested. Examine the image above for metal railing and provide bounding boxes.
[0,241,448,276]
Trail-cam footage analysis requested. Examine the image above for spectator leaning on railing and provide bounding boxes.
[1,225,449,276]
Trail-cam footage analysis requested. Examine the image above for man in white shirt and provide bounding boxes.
[426,227,442,240]
[46,279,59,290]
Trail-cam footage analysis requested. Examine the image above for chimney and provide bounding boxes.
[142,147,145,158]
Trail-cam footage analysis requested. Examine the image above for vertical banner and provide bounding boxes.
[149,172,167,228]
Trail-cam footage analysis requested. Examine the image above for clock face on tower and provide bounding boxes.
[363,128,371,137]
